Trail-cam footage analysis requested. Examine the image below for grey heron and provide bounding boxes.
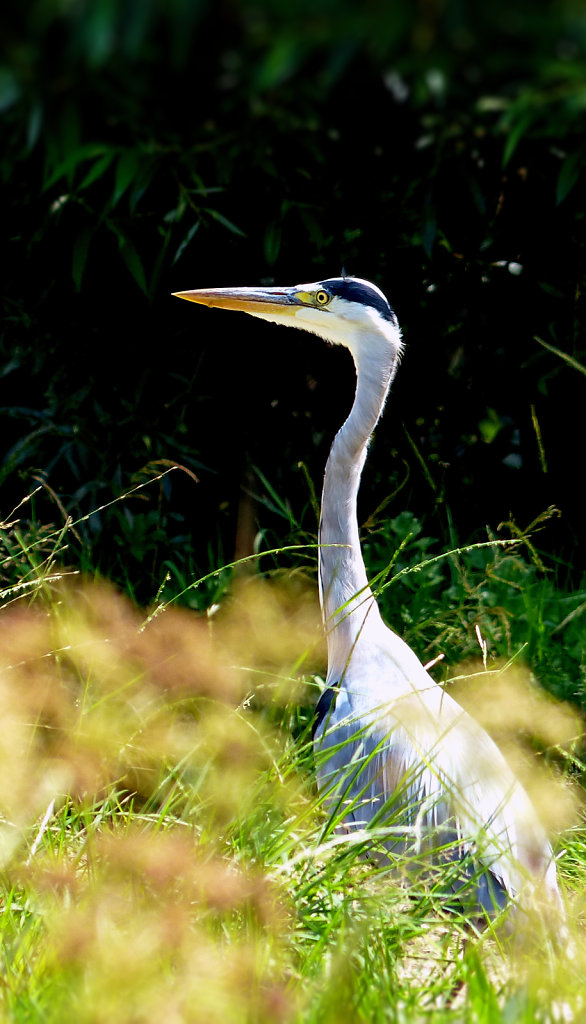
[174,276,563,924]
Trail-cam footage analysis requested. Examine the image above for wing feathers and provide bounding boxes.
[314,680,559,913]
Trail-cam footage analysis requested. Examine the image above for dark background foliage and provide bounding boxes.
[2,0,585,607]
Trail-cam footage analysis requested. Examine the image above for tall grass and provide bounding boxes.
[0,496,585,1022]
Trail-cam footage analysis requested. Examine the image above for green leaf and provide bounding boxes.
[78,151,115,191]
[254,38,300,91]
[534,336,586,377]
[72,225,94,291]
[478,407,502,443]
[119,237,148,294]
[264,221,281,264]
[502,111,533,166]
[43,144,109,191]
[26,100,43,151]
[299,209,324,248]
[113,149,140,206]
[173,222,199,265]
[556,150,584,204]
[205,208,246,237]
[0,68,21,113]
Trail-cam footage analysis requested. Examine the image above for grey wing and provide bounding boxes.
[313,691,446,853]
[313,697,511,914]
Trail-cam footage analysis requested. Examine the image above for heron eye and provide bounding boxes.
[315,290,330,306]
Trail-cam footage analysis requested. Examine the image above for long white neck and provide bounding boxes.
[319,329,400,681]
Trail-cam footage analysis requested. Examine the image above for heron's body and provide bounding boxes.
[175,275,562,922]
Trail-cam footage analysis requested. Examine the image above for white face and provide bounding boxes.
[276,283,395,347]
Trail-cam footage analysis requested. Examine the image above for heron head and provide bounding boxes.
[174,277,402,362]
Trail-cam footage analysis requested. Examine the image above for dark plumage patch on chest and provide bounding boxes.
[321,278,396,324]
[312,684,339,739]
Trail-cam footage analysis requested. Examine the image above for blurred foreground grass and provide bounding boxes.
[0,568,585,1021]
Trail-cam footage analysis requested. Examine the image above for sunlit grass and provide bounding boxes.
[0,500,585,1022]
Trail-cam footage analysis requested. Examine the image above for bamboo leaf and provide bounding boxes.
[502,111,533,166]
[119,236,148,294]
[173,221,200,265]
[205,208,246,237]
[556,150,584,204]
[43,144,109,190]
[264,221,281,264]
[78,151,115,191]
[113,149,140,206]
[72,226,94,291]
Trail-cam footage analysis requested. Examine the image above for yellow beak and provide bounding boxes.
[173,285,308,318]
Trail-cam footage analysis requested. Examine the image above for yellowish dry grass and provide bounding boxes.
[0,579,584,1022]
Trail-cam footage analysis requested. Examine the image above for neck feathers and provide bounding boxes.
[319,325,401,677]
